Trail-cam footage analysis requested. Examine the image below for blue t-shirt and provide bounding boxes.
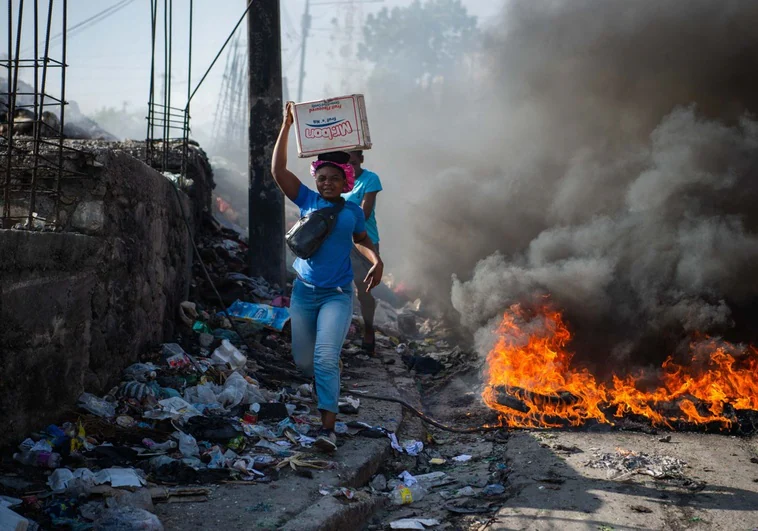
[342,169,382,244]
[293,184,366,288]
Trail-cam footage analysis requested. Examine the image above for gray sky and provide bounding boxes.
[3,0,501,132]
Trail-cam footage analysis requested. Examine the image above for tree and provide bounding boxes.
[358,0,479,87]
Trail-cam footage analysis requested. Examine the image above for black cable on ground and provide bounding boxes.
[345,391,505,434]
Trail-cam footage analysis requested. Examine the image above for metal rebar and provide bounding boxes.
[181,0,193,184]
[4,0,25,228]
[162,0,169,172]
[2,0,10,227]
[29,0,55,229]
[54,0,67,229]
[150,0,158,166]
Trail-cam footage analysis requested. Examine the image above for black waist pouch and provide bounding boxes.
[286,199,345,259]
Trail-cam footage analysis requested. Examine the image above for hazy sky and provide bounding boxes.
[3,0,501,132]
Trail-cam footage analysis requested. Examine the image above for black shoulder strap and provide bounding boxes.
[321,198,345,216]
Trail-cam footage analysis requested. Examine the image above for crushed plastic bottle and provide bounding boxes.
[389,483,427,505]
[211,340,247,370]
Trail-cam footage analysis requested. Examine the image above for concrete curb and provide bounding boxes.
[280,494,388,531]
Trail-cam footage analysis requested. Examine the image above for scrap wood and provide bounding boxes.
[275,453,332,471]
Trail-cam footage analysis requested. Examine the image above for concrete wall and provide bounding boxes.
[0,143,210,446]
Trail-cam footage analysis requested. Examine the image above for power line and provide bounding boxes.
[22,0,137,52]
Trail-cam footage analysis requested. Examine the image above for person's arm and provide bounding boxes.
[353,232,384,291]
[271,101,302,202]
[360,191,378,220]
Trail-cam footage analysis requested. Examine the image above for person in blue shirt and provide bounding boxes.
[342,151,383,355]
[271,102,383,452]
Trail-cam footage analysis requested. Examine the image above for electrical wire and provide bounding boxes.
[344,391,505,434]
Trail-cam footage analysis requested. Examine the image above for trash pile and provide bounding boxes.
[584,448,689,480]
[0,215,322,529]
[0,316,350,530]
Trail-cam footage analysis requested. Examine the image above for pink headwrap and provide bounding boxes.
[310,160,355,193]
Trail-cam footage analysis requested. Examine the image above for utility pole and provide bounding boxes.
[247,0,285,287]
[297,0,310,102]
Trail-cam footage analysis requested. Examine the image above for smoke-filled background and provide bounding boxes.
[363,0,758,372]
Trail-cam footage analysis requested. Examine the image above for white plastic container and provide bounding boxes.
[292,94,372,158]
[211,339,247,370]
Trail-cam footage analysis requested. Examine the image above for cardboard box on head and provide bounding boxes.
[292,94,372,158]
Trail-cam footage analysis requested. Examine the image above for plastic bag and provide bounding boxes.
[78,393,116,418]
[142,397,202,423]
[177,432,200,458]
[216,371,248,408]
[93,507,163,531]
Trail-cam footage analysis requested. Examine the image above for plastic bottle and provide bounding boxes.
[13,450,62,469]
[389,483,427,505]
[142,438,177,452]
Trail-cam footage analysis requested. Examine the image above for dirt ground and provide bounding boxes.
[370,370,758,531]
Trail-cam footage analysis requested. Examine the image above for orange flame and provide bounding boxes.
[482,304,758,429]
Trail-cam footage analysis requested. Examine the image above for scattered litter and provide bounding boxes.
[414,472,448,487]
[481,484,506,497]
[446,486,476,498]
[630,505,653,513]
[390,518,441,530]
[143,397,202,423]
[430,458,446,465]
[94,468,146,488]
[319,485,355,500]
[338,396,360,414]
[398,471,418,486]
[224,300,290,331]
[403,440,424,456]
[78,392,116,418]
[585,448,688,480]
[453,454,473,462]
[211,340,247,371]
[390,483,427,505]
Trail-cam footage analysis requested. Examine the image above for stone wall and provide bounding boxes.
[0,142,212,446]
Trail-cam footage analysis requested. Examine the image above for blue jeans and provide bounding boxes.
[290,278,354,414]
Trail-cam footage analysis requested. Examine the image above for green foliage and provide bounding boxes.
[358,0,479,84]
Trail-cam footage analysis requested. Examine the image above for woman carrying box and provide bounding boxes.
[271,102,383,452]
